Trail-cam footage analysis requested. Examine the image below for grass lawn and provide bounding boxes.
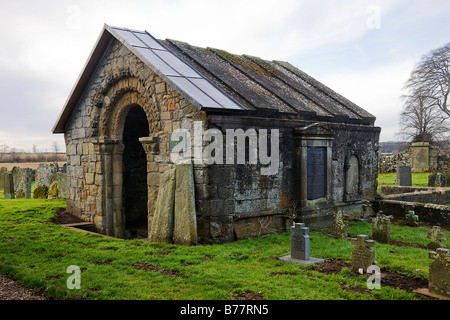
[377,172,432,191]
[0,198,448,300]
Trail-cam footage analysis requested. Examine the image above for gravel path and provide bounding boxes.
[0,274,46,300]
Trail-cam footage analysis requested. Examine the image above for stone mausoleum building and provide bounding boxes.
[53,24,380,244]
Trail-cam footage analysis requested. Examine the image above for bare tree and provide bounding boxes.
[51,141,60,154]
[32,144,38,154]
[398,95,449,142]
[405,42,450,118]
[0,144,9,162]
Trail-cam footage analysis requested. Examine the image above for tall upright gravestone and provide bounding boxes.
[3,172,15,199]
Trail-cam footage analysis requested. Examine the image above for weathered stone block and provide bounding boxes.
[173,162,197,245]
[149,167,176,243]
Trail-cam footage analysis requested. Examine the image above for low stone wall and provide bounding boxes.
[376,200,450,225]
[375,186,450,225]
[379,186,450,205]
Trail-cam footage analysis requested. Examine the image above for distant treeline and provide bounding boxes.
[0,152,67,163]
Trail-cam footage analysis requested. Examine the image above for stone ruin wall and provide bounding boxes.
[379,143,450,173]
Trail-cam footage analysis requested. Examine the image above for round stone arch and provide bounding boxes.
[91,75,161,238]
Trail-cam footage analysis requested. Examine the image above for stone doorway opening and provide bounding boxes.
[122,105,149,239]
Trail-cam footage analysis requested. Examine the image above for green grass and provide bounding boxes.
[0,198,448,300]
[377,172,450,192]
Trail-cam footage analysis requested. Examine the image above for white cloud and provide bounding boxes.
[0,0,450,149]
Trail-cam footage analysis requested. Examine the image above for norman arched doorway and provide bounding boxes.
[122,105,149,238]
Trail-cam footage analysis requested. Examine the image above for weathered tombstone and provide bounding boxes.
[173,162,197,246]
[398,165,412,186]
[48,181,59,199]
[11,166,20,191]
[428,248,450,298]
[372,213,392,244]
[34,163,58,189]
[405,210,419,227]
[15,168,32,199]
[427,226,447,251]
[149,167,176,243]
[428,172,449,188]
[56,172,68,199]
[280,223,324,265]
[361,200,375,219]
[0,167,7,189]
[3,172,15,199]
[350,235,375,273]
[330,211,349,238]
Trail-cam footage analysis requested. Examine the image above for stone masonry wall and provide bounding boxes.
[64,39,207,236]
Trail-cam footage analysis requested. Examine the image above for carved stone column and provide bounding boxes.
[139,134,160,235]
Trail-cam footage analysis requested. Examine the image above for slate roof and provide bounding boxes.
[53,24,376,133]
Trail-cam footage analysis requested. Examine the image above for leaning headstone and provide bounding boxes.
[280,223,324,265]
[149,167,176,243]
[398,165,412,186]
[173,162,197,246]
[428,248,450,298]
[15,168,33,199]
[350,235,375,273]
[3,172,15,199]
[427,226,447,251]
[372,213,392,244]
[331,211,349,238]
[405,210,419,227]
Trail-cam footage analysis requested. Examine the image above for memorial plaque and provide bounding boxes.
[307,147,326,200]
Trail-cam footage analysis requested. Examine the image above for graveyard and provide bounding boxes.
[0,189,448,300]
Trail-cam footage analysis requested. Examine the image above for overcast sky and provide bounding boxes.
[1,0,449,152]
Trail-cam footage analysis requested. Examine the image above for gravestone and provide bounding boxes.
[330,211,349,238]
[34,163,58,189]
[15,168,33,199]
[149,167,176,243]
[350,235,375,273]
[3,172,15,199]
[0,167,7,189]
[56,172,68,199]
[372,213,392,244]
[428,172,449,188]
[173,162,197,246]
[405,210,419,227]
[280,223,324,265]
[428,248,450,298]
[398,165,412,186]
[427,226,447,251]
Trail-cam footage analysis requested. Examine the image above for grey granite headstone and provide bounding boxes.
[398,165,412,186]
[280,223,324,265]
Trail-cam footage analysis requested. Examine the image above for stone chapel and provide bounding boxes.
[53,24,380,244]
